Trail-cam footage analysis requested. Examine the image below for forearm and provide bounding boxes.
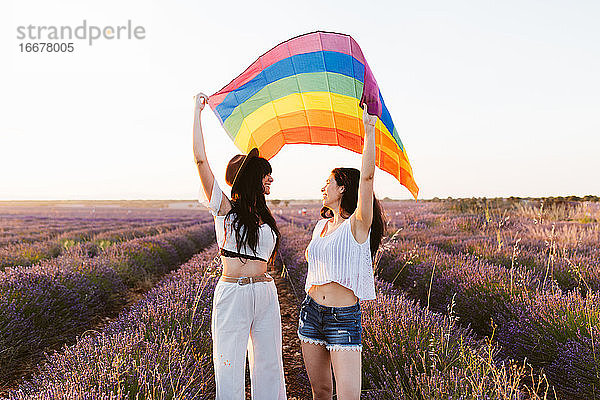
[192,107,215,199]
[193,112,208,163]
[354,119,376,225]
[361,123,376,182]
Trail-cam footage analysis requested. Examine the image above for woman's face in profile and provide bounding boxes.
[321,173,343,207]
[262,173,273,195]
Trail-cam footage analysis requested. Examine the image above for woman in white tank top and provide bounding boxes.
[298,106,386,400]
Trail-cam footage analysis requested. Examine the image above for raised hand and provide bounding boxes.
[362,104,377,130]
[194,92,209,113]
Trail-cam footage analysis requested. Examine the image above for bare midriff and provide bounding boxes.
[221,257,268,278]
[308,281,358,307]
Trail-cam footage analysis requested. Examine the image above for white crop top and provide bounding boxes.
[305,217,376,301]
[198,180,276,262]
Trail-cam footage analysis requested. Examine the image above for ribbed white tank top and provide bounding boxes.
[304,217,376,301]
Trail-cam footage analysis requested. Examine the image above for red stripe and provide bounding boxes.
[210,32,366,108]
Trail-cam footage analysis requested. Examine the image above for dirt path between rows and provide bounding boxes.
[244,268,312,399]
[275,269,312,400]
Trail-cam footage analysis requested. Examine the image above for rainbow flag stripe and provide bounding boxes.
[208,31,418,199]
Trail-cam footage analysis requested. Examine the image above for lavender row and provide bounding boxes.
[0,220,149,247]
[377,238,600,399]
[361,282,549,399]
[0,220,202,271]
[0,223,215,385]
[5,246,219,400]
[0,207,210,246]
[1,224,92,246]
[382,202,599,295]
[277,224,311,303]
[386,200,600,258]
[399,227,600,293]
[0,215,153,245]
[0,220,155,246]
[0,220,158,269]
[92,220,199,243]
[277,222,549,399]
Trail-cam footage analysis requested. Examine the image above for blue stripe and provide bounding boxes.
[378,93,401,149]
[216,51,366,123]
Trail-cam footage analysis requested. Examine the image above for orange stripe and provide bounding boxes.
[250,109,405,160]
[257,126,419,199]
[244,110,418,199]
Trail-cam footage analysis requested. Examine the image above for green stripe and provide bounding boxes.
[391,127,404,151]
[223,72,364,137]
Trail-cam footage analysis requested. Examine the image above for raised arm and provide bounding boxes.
[351,106,377,240]
[193,93,230,215]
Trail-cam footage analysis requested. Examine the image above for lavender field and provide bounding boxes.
[0,203,215,392]
[2,199,599,399]
[278,198,599,399]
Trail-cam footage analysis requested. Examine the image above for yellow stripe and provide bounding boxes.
[234,91,402,159]
[401,148,414,175]
[235,92,360,148]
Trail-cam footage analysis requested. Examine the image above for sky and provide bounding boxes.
[1,0,599,201]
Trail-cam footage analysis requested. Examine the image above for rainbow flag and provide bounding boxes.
[208,31,418,199]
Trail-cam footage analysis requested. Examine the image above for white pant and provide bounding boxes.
[211,278,287,400]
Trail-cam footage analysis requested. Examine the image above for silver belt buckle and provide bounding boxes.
[238,277,251,285]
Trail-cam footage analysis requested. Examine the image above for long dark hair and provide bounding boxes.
[320,167,385,256]
[227,157,280,264]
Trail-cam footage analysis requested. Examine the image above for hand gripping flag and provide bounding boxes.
[208,31,419,199]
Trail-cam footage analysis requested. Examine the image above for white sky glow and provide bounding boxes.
[1,0,599,200]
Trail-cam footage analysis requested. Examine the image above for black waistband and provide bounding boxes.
[220,248,267,262]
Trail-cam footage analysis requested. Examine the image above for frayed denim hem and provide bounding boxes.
[298,332,328,346]
[298,332,362,351]
[326,343,362,351]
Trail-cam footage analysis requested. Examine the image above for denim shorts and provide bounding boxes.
[297,295,362,351]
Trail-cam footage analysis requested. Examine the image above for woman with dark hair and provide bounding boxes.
[193,93,286,400]
[298,106,385,400]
